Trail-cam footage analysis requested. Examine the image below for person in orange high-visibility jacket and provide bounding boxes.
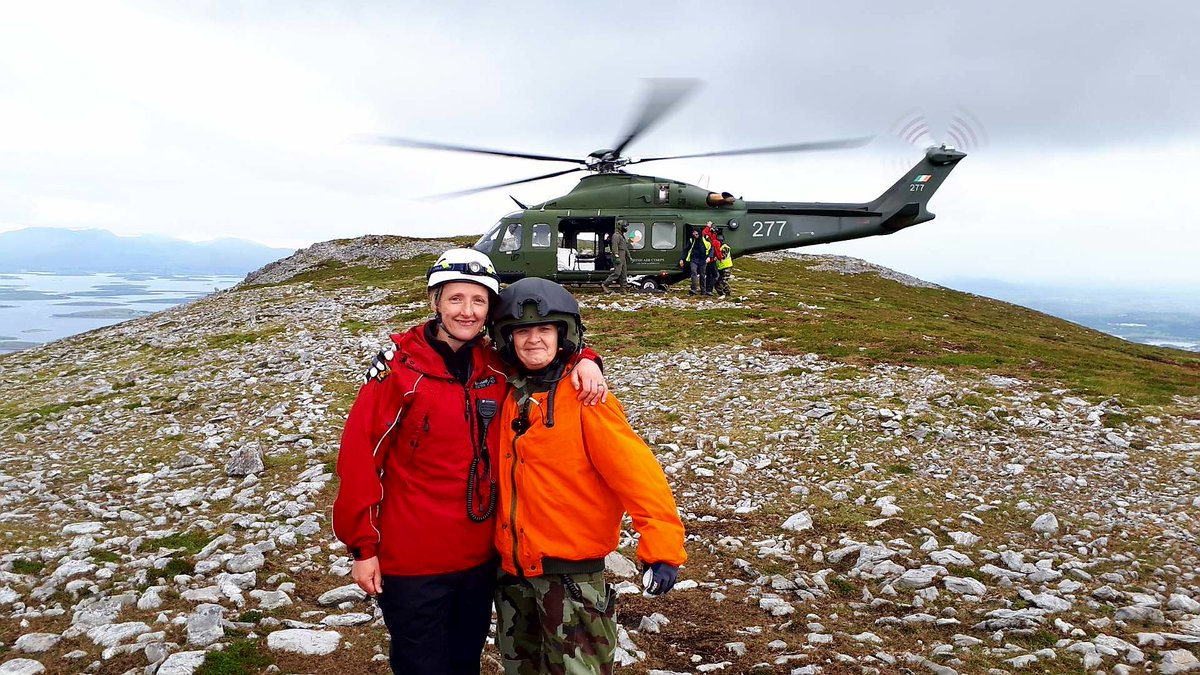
[487,277,686,674]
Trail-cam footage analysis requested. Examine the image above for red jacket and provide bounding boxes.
[703,228,724,260]
[332,322,509,576]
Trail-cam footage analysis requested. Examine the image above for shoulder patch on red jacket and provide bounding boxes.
[363,346,397,383]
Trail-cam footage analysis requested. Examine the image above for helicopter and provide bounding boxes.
[373,80,966,291]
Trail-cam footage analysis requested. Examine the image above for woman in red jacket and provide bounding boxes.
[332,249,606,675]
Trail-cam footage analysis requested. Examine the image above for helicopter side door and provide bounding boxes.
[523,221,556,280]
[494,218,557,281]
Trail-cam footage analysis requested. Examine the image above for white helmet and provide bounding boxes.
[427,248,500,295]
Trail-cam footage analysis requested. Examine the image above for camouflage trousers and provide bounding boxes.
[495,572,617,675]
[715,268,732,295]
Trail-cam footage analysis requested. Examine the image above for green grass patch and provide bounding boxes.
[90,548,121,564]
[823,366,861,380]
[11,559,44,575]
[1013,629,1060,650]
[1101,412,1132,429]
[946,564,987,582]
[196,639,272,675]
[265,449,309,470]
[147,531,213,555]
[237,610,265,624]
[148,558,195,582]
[828,576,858,597]
[884,463,913,475]
[340,319,375,333]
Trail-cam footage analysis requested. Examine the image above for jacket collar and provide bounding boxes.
[393,320,492,381]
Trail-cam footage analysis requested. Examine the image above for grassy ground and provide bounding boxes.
[250,249,1200,408]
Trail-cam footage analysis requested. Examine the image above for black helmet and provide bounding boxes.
[489,278,585,365]
[617,220,628,232]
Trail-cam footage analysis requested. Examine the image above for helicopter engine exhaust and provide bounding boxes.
[706,191,736,207]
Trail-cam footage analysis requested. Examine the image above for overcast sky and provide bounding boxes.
[2,1,1198,286]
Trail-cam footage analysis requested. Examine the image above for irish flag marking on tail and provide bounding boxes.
[913,174,932,183]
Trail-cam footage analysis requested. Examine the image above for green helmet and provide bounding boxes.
[489,278,584,366]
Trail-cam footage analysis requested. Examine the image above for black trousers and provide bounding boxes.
[704,261,718,292]
[376,558,498,675]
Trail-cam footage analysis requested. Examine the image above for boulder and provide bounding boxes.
[266,628,342,656]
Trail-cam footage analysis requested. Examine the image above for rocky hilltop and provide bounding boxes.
[1,237,1198,675]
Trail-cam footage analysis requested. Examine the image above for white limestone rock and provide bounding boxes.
[321,612,373,627]
[0,659,46,675]
[225,445,265,476]
[226,550,265,573]
[1168,594,1200,613]
[156,650,207,675]
[894,566,941,590]
[781,511,813,532]
[186,603,225,646]
[86,621,150,647]
[317,583,367,606]
[1158,649,1200,674]
[1032,512,1060,534]
[249,589,293,610]
[266,628,342,656]
[1115,606,1166,625]
[943,576,987,596]
[605,551,638,578]
[13,633,60,653]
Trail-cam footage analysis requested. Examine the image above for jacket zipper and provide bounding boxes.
[509,404,529,576]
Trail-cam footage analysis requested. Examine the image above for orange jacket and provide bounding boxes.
[495,373,687,577]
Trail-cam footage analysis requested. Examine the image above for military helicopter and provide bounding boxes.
[373,80,966,291]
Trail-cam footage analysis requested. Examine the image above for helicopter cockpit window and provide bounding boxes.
[498,222,522,253]
[626,222,646,250]
[531,223,551,248]
[651,222,676,250]
[474,220,505,253]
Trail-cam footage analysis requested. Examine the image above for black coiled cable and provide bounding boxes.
[467,398,498,522]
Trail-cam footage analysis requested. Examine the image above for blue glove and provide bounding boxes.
[642,562,678,596]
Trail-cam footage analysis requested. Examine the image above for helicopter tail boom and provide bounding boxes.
[734,147,966,256]
[869,145,967,231]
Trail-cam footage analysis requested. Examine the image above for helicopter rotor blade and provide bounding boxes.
[610,78,700,159]
[364,135,587,165]
[630,135,875,164]
[421,167,588,201]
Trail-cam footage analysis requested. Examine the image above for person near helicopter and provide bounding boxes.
[714,233,733,296]
[701,221,724,294]
[679,226,712,295]
[488,277,687,673]
[332,249,608,675]
[602,220,631,292]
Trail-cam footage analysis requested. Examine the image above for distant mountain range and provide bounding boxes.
[0,227,294,275]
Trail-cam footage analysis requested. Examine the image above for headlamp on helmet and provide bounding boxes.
[427,248,501,295]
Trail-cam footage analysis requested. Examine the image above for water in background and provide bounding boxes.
[0,273,242,353]
[937,278,1200,353]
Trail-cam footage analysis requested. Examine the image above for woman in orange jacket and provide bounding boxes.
[487,278,687,673]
